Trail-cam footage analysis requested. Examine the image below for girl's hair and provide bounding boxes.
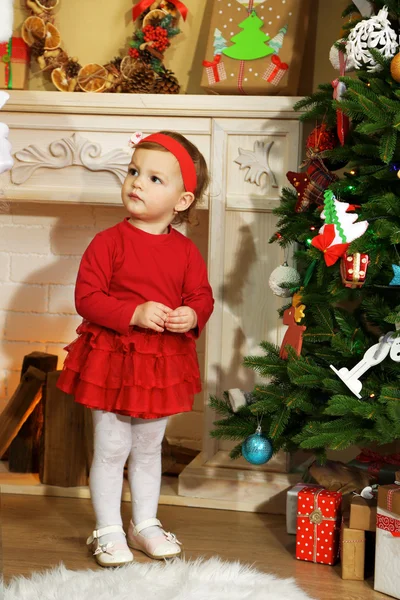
[134,130,209,226]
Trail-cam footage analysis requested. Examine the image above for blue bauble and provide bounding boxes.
[242,429,273,465]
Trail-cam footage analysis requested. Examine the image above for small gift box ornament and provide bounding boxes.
[296,487,342,565]
[374,482,400,598]
[0,38,29,90]
[340,252,370,288]
[202,55,227,85]
[262,55,289,86]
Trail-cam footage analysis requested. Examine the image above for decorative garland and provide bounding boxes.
[22,0,184,93]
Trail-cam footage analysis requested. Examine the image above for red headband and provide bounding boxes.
[134,133,197,194]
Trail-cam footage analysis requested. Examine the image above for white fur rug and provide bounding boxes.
[5,557,315,600]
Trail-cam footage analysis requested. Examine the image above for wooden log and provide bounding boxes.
[41,371,88,487]
[161,439,199,476]
[0,367,46,459]
[8,352,58,474]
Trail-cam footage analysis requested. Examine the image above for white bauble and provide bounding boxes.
[329,41,356,72]
[345,6,398,72]
[268,264,301,297]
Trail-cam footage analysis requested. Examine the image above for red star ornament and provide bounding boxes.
[311,223,349,266]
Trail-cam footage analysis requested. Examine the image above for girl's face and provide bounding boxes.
[121,147,193,227]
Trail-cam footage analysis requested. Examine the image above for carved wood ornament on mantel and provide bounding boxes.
[11,133,130,185]
[234,140,278,188]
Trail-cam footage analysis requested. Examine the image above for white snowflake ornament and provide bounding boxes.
[346,6,398,72]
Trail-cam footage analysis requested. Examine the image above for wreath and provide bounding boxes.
[21,0,184,93]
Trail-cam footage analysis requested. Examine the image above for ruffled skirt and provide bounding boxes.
[57,321,201,419]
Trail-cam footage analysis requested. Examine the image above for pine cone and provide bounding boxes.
[31,39,45,58]
[140,49,154,65]
[111,56,122,69]
[122,63,156,93]
[65,59,81,79]
[153,69,180,94]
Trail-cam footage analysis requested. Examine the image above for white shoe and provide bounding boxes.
[87,525,134,567]
[127,518,182,559]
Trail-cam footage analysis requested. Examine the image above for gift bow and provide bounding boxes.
[202,55,222,68]
[271,54,289,72]
[355,448,400,474]
[311,223,349,267]
[132,0,188,21]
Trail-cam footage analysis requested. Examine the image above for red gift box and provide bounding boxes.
[262,55,289,86]
[296,487,342,565]
[202,55,227,85]
[0,37,30,90]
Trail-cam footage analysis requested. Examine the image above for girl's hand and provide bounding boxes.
[130,302,172,332]
[165,306,197,333]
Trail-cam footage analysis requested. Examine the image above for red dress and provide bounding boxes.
[57,218,214,419]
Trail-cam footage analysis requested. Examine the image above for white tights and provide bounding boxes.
[89,409,168,545]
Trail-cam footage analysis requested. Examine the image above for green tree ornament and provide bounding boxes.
[222,10,274,61]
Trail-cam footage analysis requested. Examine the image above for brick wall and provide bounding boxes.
[0,202,207,450]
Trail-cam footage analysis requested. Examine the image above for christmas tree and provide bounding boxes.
[211,0,400,463]
[268,24,288,55]
[222,10,274,60]
[213,28,228,56]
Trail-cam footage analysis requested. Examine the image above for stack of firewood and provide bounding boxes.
[0,352,199,487]
[0,352,92,487]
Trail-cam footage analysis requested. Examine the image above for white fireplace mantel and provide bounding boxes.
[3,91,302,118]
[1,92,305,513]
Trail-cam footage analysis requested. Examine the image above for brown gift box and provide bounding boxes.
[378,483,400,513]
[341,520,365,581]
[349,496,377,532]
[201,0,312,95]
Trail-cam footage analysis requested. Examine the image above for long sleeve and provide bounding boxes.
[182,242,214,339]
[75,233,138,335]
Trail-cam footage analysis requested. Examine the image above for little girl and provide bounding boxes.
[57,131,214,567]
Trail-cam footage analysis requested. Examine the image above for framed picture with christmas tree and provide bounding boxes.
[201,0,312,95]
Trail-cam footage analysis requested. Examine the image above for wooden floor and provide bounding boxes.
[1,494,389,600]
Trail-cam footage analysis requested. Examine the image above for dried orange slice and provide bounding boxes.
[120,56,140,80]
[21,16,46,46]
[44,23,61,50]
[51,67,69,91]
[35,0,59,11]
[77,63,107,93]
[142,9,167,29]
